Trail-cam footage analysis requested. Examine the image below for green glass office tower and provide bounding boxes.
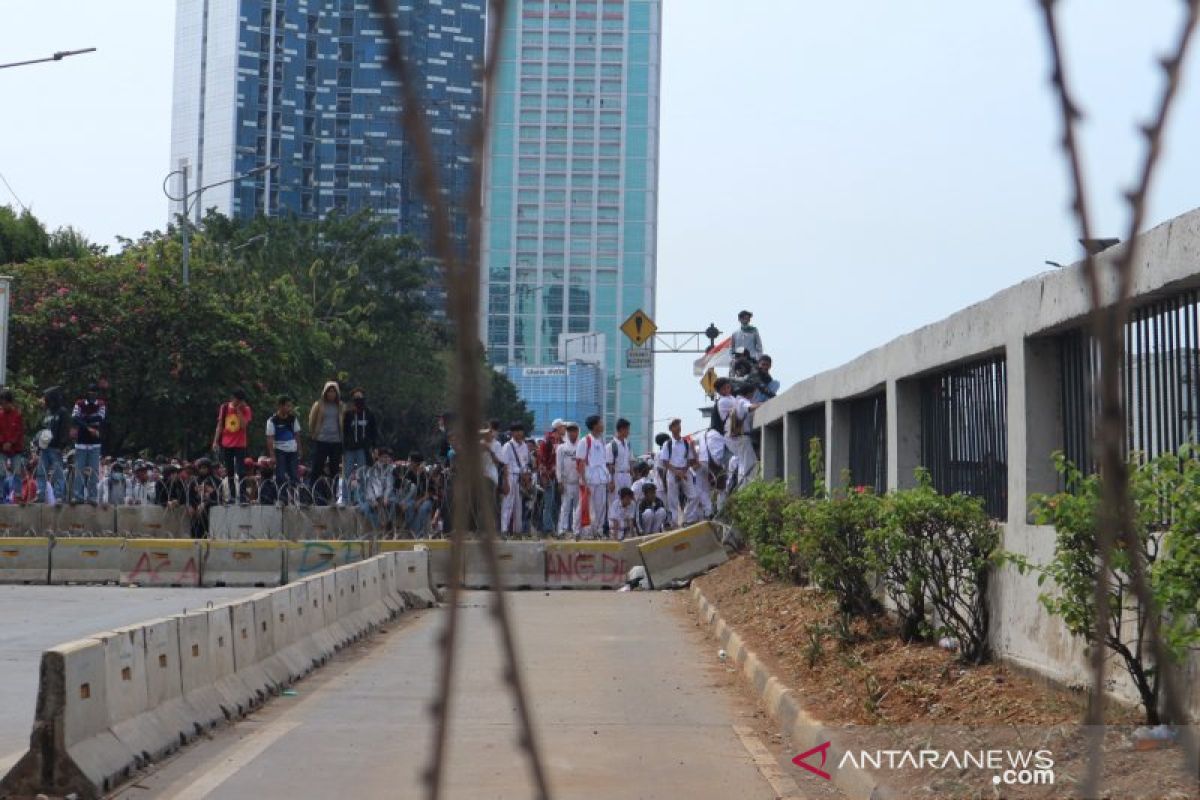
[482,0,661,449]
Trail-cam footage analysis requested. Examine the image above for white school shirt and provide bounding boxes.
[608,498,636,533]
[576,434,610,485]
[481,439,499,483]
[609,437,632,474]
[696,429,726,466]
[658,436,692,471]
[556,439,579,485]
[501,439,529,477]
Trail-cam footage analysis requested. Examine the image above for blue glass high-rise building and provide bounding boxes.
[482,0,662,450]
[170,0,485,308]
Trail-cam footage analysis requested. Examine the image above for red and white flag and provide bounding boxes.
[693,336,732,377]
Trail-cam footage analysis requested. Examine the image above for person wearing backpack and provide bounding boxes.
[35,386,72,504]
[212,388,252,503]
[658,418,699,529]
[574,415,613,539]
[608,418,634,493]
[717,379,761,490]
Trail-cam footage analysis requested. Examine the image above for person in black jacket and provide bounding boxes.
[36,386,73,503]
[186,458,222,538]
[341,387,377,504]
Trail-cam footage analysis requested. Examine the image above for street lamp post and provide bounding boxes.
[162,161,278,287]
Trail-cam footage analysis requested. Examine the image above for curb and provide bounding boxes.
[690,582,890,800]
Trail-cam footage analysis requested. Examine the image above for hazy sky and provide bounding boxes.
[2,2,1198,432]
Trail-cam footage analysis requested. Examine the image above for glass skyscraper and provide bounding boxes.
[482,0,661,450]
[170,0,485,309]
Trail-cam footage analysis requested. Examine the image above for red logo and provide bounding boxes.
[792,741,833,780]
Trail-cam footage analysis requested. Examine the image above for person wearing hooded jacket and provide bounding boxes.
[36,386,72,504]
[307,381,344,505]
[341,387,377,504]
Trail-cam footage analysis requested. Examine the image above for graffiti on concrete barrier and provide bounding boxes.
[296,541,366,575]
[127,551,200,586]
[545,552,628,585]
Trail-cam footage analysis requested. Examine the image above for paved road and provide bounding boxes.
[0,585,260,773]
[111,591,818,799]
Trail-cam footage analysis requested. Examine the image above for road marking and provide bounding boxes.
[158,719,301,800]
[733,724,806,800]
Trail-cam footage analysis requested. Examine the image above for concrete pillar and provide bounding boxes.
[1017,336,1062,521]
[889,378,922,490]
[761,422,784,481]
[827,399,851,489]
[783,411,802,493]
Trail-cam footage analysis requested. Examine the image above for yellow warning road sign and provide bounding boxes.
[700,368,718,398]
[620,309,657,347]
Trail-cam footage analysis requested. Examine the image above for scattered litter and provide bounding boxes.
[937,637,958,651]
[718,649,728,662]
[1133,725,1177,751]
[624,565,649,590]
[281,689,298,697]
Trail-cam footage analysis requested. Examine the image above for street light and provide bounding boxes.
[0,48,96,70]
[162,161,278,286]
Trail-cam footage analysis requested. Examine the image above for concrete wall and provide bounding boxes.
[755,206,1200,714]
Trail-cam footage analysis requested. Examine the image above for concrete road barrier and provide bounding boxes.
[282,505,358,540]
[0,536,51,584]
[394,549,438,607]
[100,625,176,768]
[636,522,728,588]
[544,540,641,590]
[201,540,285,587]
[378,539,454,587]
[209,505,284,540]
[0,504,38,535]
[120,540,202,587]
[462,539,546,590]
[42,504,117,536]
[284,539,368,581]
[116,505,191,539]
[51,537,125,584]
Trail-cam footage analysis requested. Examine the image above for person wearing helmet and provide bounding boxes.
[35,387,72,504]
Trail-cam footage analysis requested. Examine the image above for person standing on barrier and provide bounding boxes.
[555,421,580,536]
[694,427,725,519]
[35,383,71,503]
[609,418,634,494]
[266,395,303,504]
[0,390,25,489]
[538,419,564,534]
[71,383,106,505]
[658,418,699,530]
[499,421,531,536]
[575,415,612,539]
[341,387,377,505]
[717,380,761,491]
[306,381,343,505]
[212,388,252,503]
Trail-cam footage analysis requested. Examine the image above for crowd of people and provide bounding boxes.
[0,312,775,541]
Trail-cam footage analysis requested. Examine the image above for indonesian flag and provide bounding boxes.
[693,336,732,377]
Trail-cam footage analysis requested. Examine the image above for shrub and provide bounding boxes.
[798,482,884,616]
[726,480,803,582]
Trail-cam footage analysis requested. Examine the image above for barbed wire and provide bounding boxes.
[1034,0,1200,793]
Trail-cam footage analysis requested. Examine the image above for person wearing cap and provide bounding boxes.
[555,422,581,536]
[574,415,612,539]
[499,421,531,536]
[71,382,107,505]
[129,461,154,506]
[731,310,763,362]
[212,388,252,503]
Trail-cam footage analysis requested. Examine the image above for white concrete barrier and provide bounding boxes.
[636,522,728,588]
[0,536,50,584]
[378,539,454,587]
[208,505,285,540]
[115,505,190,539]
[227,599,274,706]
[50,537,124,584]
[201,540,285,587]
[285,539,368,581]
[282,505,359,540]
[544,540,642,590]
[462,539,546,590]
[100,624,175,767]
[0,504,38,535]
[121,539,202,587]
[175,611,229,729]
[395,548,438,607]
[42,504,117,536]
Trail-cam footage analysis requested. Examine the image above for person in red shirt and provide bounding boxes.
[211,388,252,503]
[0,390,25,487]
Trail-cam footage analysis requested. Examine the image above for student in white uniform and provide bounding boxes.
[575,415,612,539]
[608,418,634,492]
[658,419,698,529]
[637,483,668,534]
[694,427,725,519]
[608,486,637,540]
[555,422,581,536]
[716,378,760,491]
[499,422,531,536]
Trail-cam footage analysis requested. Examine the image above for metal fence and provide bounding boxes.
[847,392,887,495]
[794,405,825,497]
[918,355,1008,519]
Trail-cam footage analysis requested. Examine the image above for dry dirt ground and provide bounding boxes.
[689,555,1198,800]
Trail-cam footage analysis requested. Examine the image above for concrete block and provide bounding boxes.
[250,591,291,688]
[270,586,308,682]
[121,539,201,587]
[42,504,117,536]
[636,521,728,588]
[395,548,438,607]
[356,558,390,627]
[208,505,284,540]
[50,537,124,584]
[206,604,257,719]
[100,625,175,766]
[201,540,285,587]
[544,540,641,589]
[175,611,228,730]
[0,636,136,799]
[285,539,368,581]
[228,599,275,703]
[140,616,200,747]
[462,539,545,590]
[115,505,190,539]
[300,575,340,661]
[0,503,39,535]
[0,536,50,584]
[376,554,404,614]
[283,580,325,672]
[378,539,454,587]
[334,563,369,640]
[282,505,359,540]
